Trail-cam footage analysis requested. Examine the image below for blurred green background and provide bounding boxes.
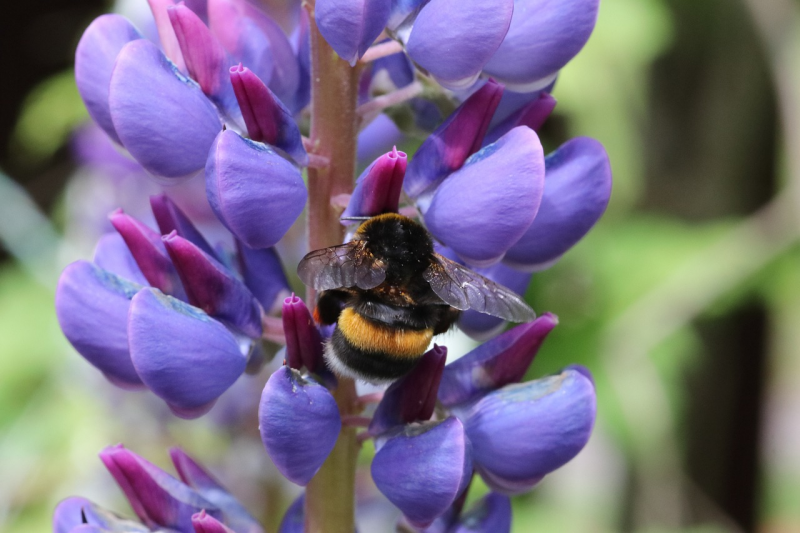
[2,0,800,531]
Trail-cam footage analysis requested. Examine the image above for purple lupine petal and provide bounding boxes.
[147,0,187,72]
[277,494,304,533]
[457,262,533,340]
[229,64,307,165]
[484,92,556,146]
[163,232,263,338]
[404,80,503,199]
[315,0,392,65]
[54,497,93,533]
[150,194,217,259]
[440,314,557,407]
[406,0,513,90]
[463,368,596,494]
[171,449,264,533]
[99,445,222,530]
[290,9,311,113]
[343,147,407,218]
[357,114,406,167]
[450,493,511,533]
[484,0,599,91]
[75,14,143,144]
[168,3,241,122]
[372,418,472,528]
[109,209,187,299]
[193,510,235,533]
[504,137,611,270]
[94,232,148,286]
[387,0,425,31]
[208,0,301,110]
[54,497,151,533]
[282,295,324,372]
[128,288,247,418]
[372,48,415,89]
[235,242,290,312]
[55,261,143,389]
[109,39,222,178]
[258,366,342,485]
[205,130,307,249]
[423,126,545,266]
[369,344,447,435]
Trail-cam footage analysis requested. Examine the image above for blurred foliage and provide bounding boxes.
[3,0,800,531]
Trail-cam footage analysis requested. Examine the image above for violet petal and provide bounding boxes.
[277,494,304,533]
[504,137,612,270]
[484,92,556,146]
[99,444,222,530]
[109,39,222,178]
[163,232,263,338]
[404,80,503,199]
[369,344,447,435]
[423,126,545,266]
[150,194,217,258]
[258,366,341,485]
[357,114,406,167]
[440,314,557,407]
[55,261,143,389]
[235,242,290,313]
[147,0,187,72]
[343,147,407,218]
[205,130,307,249]
[484,0,599,91]
[315,0,392,65]
[462,368,596,494]
[371,418,472,528]
[128,288,247,418]
[229,64,307,165]
[75,14,143,144]
[93,232,148,286]
[282,295,324,372]
[450,492,511,533]
[406,0,513,89]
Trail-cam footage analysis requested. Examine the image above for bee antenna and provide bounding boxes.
[340,216,371,222]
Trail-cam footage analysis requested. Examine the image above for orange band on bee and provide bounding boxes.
[337,308,433,359]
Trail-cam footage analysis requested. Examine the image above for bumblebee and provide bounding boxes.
[297,213,535,383]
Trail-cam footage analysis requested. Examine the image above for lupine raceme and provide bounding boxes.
[56,0,611,530]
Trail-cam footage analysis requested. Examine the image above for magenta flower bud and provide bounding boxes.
[109,209,186,300]
[504,137,612,270]
[55,261,143,389]
[207,0,301,110]
[369,344,447,435]
[163,232,263,338]
[128,288,247,418]
[343,147,407,219]
[170,448,264,533]
[462,368,596,494]
[277,494,304,533]
[109,39,222,178]
[93,232,147,286]
[75,15,143,144]
[150,194,217,259]
[450,493,511,533]
[372,418,472,528]
[229,64,307,165]
[236,242,290,312]
[439,314,557,407]
[168,3,240,121]
[484,0,600,92]
[258,366,342,485]
[404,80,504,199]
[406,0,513,90]
[146,0,187,72]
[193,510,235,533]
[457,262,533,340]
[357,114,406,167]
[315,0,392,65]
[205,129,307,249]
[423,126,545,266]
[483,92,557,146]
[282,294,324,372]
[99,445,221,530]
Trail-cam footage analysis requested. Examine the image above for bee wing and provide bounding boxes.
[423,254,536,322]
[297,241,387,290]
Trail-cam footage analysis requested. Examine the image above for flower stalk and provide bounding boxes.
[303,1,361,531]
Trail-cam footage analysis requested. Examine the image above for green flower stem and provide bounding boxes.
[303,1,362,532]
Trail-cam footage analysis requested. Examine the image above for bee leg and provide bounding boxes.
[315,290,351,325]
[432,307,461,335]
